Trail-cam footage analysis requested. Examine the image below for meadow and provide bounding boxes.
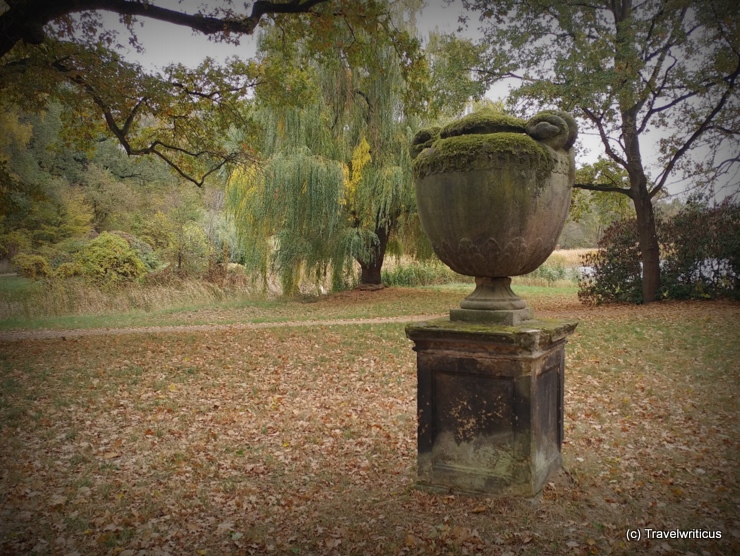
[1,279,738,555]
[0,250,587,333]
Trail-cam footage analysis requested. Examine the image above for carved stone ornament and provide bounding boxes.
[410,108,578,324]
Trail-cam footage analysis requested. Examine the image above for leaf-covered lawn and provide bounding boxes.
[0,293,738,555]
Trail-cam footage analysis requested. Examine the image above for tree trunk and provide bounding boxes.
[634,189,661,303]
[359,259,383,285]
[358,224,390,286]
[620,97,661,304]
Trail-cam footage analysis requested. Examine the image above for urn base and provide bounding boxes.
[451,306,534,326]
[453,277,534,325]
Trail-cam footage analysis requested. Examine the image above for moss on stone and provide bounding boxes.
[412,132,554,181]
[410,126,441,160]
[406,318,579,349]
[412,126,441,145]
[440,108,526,139]
[525,111,578,150]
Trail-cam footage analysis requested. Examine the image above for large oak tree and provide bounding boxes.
[463,0,739,303]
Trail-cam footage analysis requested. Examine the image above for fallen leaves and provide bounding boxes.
[0,297,739,554]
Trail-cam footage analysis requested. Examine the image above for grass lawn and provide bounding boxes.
[0,281,576,332]
[0,288,738,555]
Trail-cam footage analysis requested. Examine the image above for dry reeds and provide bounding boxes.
[547,248,596,268]
[0,250,595,320]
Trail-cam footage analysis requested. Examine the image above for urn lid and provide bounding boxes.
[410,108,577,181]
[409,108,578,178]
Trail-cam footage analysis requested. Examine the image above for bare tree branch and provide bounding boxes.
[581,107,630,168]
[650,53,740,199]
[0,0,331,58]
[574,182,634,197]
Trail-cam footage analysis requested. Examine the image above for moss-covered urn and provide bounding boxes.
[411,108,578,323]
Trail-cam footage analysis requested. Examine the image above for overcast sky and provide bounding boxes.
[104,1,517,125]
[108,1,469,70]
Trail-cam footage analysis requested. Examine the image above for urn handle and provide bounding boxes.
[525,111,578,151]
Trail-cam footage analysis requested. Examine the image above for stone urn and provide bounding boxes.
[410,108,578,324]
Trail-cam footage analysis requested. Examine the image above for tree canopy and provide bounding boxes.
[1,0,424,186]
[225,7,430,290]
[0,97,234,281]
[463,0,740,302]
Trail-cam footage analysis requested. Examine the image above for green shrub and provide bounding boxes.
[55,261,83,278]
[578,199,740,304]
[0,229,32,259]
[12,253,53,280]
[109,231,162,272]
[578,219,644,304]
[37,237,87,268]
[660,199,739,300]
[75,232,146,286]
[524,262,574,283]
[174,222,209,276]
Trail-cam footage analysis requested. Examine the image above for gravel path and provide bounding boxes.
[0,314,447,342]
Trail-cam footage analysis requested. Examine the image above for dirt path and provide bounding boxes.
[4,298,737,342]
[0,314,447,342]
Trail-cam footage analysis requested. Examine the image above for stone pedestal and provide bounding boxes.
[405,318,577,497]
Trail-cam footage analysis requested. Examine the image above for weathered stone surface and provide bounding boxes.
[458,276,524,308]
[453,277,533,324]
[406,318,577,497]
[405,108,579,496]
[450,307,534,325]
[413,146,573,278]
[410,108,578,324]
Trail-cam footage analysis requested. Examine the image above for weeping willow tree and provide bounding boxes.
[226,19,425,293]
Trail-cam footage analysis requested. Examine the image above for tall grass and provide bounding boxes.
[382,250,591,288]
[1,250,593,321]
[0,277,250,320]
[548,248,595,267]
[382,260,470,287]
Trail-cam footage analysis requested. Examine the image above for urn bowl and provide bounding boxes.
[412,118,575,278]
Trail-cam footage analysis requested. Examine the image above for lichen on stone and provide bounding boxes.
[440,108,526,139]
[412,132,554,181]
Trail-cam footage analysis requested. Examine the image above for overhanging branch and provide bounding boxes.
[0,0,331,58]
[50,56,248,187]
[574,183,634,198]
[650,53,740,199]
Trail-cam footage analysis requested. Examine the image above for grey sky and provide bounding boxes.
[108,1,467,71]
